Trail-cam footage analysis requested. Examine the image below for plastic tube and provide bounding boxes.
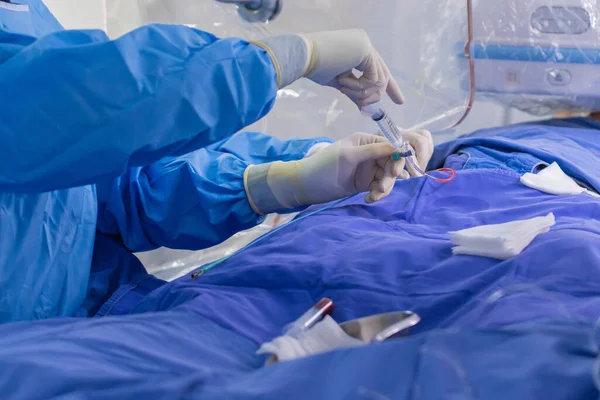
[283,298,334,337]
[361,103,455,183]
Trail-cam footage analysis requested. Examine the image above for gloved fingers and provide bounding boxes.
[376,152,392,169]
[403,129,434,170]
[363,61,387,94]
[365,191,389,203]
[337,55,385,89]
[352,142,397,163]
[375,154,405,175]
[352,52,404,105]
[380,54,405,105]
[392,158,407,177]
[385,73,405,105]
[374,154,404,189]
[365,175,395,204]
[355,91,383,108]
[348,132,388,147]
[375,164,386,180]
[380,159,399,190]
[371,172,390,193]
[342,62,401,107]
[346,131,385,144]
[405,155,424,177]
[337,74,382,102]
[382,153,405,184]
[337,83,383,108]
[379,174,396,193]
[416,130,434,169]
[356,51,385,85]
[374,161,391,182]
[337,71,373,90]
[339,85,381,102]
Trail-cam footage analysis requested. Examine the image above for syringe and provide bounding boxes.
[361,103,455,183]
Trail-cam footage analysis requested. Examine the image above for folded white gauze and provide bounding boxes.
[450,213,555,260]
[257,315,364,364]
[521,162,587,196]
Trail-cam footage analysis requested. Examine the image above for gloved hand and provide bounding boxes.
[311,129,434,178]
[398,129,434,177]
[244,133,406,215]
[301,30,404,108]
[256,29,404,108]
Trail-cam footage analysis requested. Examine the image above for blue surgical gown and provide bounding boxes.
[0,0,328,322]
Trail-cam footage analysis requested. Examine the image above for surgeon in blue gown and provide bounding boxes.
[0,0,415,322]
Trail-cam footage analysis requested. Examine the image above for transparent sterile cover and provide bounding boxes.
[467,0,600,116]
[104,0,474,278]
[105,0,474,139]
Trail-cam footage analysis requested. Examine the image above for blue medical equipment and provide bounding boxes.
[465,0,600,114]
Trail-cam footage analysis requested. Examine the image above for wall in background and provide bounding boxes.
[43,0,105,30]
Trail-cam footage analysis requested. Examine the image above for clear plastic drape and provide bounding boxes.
[105,0,473,139]
[104,0,473,279]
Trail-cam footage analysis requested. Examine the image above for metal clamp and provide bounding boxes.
[339,311,421,343]
[215,0,282,23]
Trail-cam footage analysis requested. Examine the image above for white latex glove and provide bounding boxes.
[255,30,404,108]
[244,133,406,215]
[301,30,405,108]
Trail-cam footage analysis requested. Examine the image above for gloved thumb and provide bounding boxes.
[352,142,397,163]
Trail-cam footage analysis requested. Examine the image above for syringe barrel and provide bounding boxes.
[361,103,412,155]
[374,112,410,152]
[360,103,385,120]
[375,116,402,148]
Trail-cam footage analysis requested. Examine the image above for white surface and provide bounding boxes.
[521,162,600,197]
[43,0,105,30]
[521,162,585,195]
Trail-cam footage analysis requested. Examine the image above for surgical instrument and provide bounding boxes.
[283,298,334,337]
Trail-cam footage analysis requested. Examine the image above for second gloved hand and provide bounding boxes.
[301,30,404,108]
[244,133,406,215]
[256,29,404,108]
